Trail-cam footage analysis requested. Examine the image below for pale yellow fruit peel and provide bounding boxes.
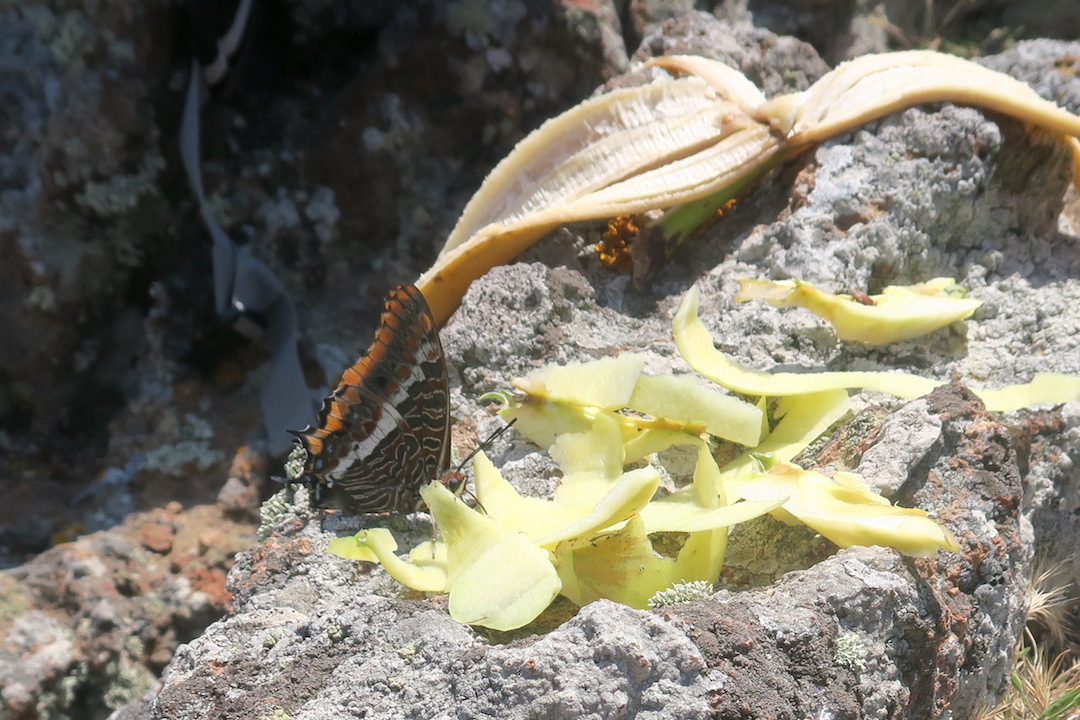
[628,374,764,446]
[719,390,852,480]
[735,277,982,345]
[328,338,961,629]
[537,467,660,547]
[421,482,562,631]
[768,50,1080,146]
[441,77,726,255]
[726,462,959,557]
[418,52,1080,328]
[508,353,765,452]
[645,55,766,109]
[554,444,736,609]
[675,285,1080,410]
[327,398,794,630]
[331,528,448,593]
[515,354,645,409]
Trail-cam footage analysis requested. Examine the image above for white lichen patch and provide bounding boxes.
[24,286,57,312]
[834,632,868,674]
[257,489,295,541]
[256,189,301,232]
[142,413,225,477]
[647,580,714,608]
[304,185,340,243]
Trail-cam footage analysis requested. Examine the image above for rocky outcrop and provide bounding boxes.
[0,500,253,720]
[140,16,1080,712]
[146,381,1036,720]
[3,3,1080,720]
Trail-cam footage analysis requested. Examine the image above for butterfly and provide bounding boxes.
[288,284,457,513]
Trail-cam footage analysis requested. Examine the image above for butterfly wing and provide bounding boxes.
[293,284,451,513]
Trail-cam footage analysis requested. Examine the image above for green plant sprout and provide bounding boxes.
[734,276,982,345]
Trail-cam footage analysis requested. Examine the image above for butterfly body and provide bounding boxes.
[290,285,452,514]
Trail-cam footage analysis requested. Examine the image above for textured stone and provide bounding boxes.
[144,18,1080,710]
[0,504,252,720]
[141,22,1080,720]
[4,4,1080,720]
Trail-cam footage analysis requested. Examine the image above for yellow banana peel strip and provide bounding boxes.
[735,276,982,345]
[513,354,645,409]
[675,285,1080,411]
[329,528,448,593]
[628,373,763,447]
[329,391,783,629]
[725,461,960,557]
[719,390,852,480]
[334,439,781,629]
[506,352,765,454]
[555,443,778,609]
[423,482,562,632]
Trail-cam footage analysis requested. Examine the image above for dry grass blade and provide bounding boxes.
[977,559,1080,720]
[1026,561,1078,655]
[978,643,1080,720]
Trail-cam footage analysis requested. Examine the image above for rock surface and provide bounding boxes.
[0,0,629,562]
[140,16,1080,720]
[0,500,253,720]
[148,382,1033,720]
[3,2,1080,719]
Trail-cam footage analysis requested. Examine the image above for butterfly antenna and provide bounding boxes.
[451,418,518,515]
[454,417,518,474]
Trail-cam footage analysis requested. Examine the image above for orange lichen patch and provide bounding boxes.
[450,415,478,460]
[596,215,640,272]
[140,521,176,554]
[235,535,315,596]
[226,444,265,479]
[700,198,738,234]
[187,566,232,610]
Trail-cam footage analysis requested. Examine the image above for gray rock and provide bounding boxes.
[145,22,1080,719]
[0,0,634,566]
[854,400,943,497]
[0,504,253,720]
[717,0,1080,64]
[0,0,174,447]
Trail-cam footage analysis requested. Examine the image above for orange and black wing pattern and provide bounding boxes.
[291,285,451,513]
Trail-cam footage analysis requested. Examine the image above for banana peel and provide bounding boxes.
[735,276,982,345]
[675,284,1080,411]
[724,460,960,558]
[418,52,1080,326]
